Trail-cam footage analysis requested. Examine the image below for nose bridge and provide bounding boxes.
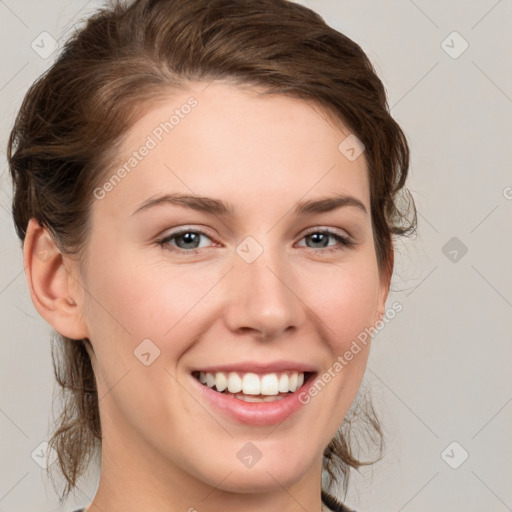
[224,235,303,338]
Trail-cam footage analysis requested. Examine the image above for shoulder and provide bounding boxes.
[325,504,357,512]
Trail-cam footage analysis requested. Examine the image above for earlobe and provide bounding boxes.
[23,218,89,340]
[375,269,392,324]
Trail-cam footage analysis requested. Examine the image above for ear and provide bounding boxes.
[23,218,89,340]
[375,249,394,323]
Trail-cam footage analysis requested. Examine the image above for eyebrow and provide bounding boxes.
[131,192,368,217]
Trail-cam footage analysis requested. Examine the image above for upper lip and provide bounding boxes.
[192,360,318,374]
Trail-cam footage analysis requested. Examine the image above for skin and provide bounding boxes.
[24,80,389,512]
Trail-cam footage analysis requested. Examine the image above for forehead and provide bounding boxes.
[93,80,370,220]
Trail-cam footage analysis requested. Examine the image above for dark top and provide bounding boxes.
[322,490,357,511]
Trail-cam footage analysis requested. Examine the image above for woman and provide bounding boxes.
[8,0,416,511]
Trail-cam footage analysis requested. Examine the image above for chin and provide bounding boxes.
[203,456,312,494]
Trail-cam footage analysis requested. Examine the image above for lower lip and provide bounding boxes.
[191,373,317,426]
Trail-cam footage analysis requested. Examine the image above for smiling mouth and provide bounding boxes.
[192,370,315,402]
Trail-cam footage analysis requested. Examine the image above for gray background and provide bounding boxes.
[1,1,511,511]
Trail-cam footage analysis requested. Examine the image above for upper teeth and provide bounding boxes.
[198,371,305,395]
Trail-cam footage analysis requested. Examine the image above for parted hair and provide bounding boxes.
[7,0,416,506]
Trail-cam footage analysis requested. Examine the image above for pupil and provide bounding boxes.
[179,232,199,248]
[309,233,327,248]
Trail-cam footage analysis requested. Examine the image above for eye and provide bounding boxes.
[296,229,355,254]
[158,227,355,255]
[158,229,216,253]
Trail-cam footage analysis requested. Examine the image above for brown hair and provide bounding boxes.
[7,0,416,506]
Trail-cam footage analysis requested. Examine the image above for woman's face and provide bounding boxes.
[74,81,388,498]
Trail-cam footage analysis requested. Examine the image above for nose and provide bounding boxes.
[222,242,305,340]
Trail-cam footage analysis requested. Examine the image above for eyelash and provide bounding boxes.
[157,228,355,255]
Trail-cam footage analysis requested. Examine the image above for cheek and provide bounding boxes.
[306,260,381,354]
[82,246,223,360]
[295,261,379,431]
